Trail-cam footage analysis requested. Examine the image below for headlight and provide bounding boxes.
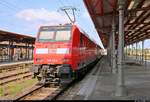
[56,48,69,54]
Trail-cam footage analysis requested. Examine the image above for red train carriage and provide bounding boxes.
[32,24,101,84]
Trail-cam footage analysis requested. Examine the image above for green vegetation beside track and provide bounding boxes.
[0,78,37,99]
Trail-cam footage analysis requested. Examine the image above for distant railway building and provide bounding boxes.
[0,30,35,62]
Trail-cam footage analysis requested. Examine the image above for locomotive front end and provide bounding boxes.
[32,25,73,84]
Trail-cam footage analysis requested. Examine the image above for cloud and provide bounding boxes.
[16,8,70,24]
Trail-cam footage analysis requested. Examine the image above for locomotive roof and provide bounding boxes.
[74,24,100,48]
[40,24,72,28]
[40,24,101,48]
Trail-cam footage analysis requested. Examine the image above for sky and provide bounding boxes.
[130,39,150,49]
[0,0,104,48]
[0,0,149,48]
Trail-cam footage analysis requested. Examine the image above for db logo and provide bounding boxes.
[47,59,57,62]
[49,49,56,53]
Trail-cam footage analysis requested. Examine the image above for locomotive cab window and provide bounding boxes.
[39,31,55,42]
[38,26,71,42]
[55,30,71,41]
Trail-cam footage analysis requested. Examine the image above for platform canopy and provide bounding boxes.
[0,30,35,44]
[84,0,150,48]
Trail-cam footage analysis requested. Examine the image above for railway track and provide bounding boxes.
[15,59,101,100]
[0,62,33,85]
[15,80,74,100]
[0,70,32,85]
[4,57,100,100]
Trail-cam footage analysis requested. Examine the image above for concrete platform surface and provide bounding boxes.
[58,56,150,100]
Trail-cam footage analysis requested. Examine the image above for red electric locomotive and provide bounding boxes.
[32,24,101,84]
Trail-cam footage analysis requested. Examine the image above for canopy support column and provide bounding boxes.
[108,35,112,67]
[8,41,13,62]
[132,44,134,56]
[142,40,144,64]
[129,45,131,56]
[136,42,138,60]
[127,45,128,56]
[112,15,117,74]
[28,44,30,59]
[115,0,126,96]
[126,46,128,58]
[25,43,28,60]
[31,44,34,59]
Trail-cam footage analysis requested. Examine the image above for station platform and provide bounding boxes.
[0,60,33,67]
[58,56,150,100]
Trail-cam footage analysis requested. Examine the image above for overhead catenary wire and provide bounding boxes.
[0,0,22,10]
[0,0,22,13]
[0,0,40,17]
[0,2,18,13]
[0,3,19,17]
[0,0,24,17]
